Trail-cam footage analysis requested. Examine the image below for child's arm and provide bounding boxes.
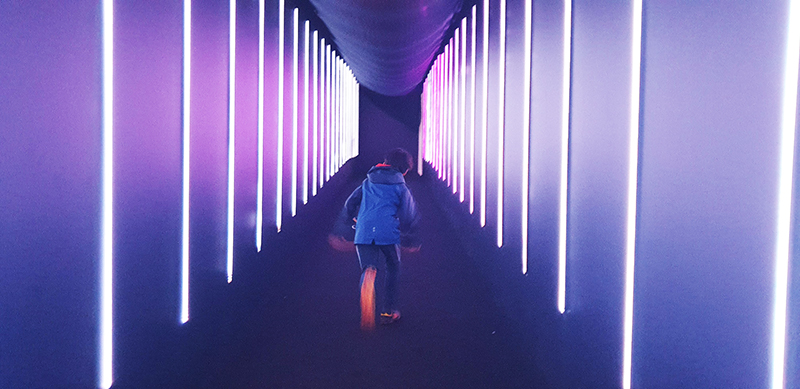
[397,186,420,248]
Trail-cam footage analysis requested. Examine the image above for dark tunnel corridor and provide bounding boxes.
[4,1,800,388]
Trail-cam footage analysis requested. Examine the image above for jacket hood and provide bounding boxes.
[367,165,406,185]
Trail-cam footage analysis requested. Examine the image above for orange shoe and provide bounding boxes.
[360,267,377,331]
[380,310,401,325]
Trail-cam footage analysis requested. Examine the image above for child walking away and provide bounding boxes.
[335,148,420,330]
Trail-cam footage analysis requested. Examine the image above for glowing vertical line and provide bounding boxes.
[453,31,459,195]
[522,0,532,275]
[181,0,192,324]
[327,47,332,181]
[481,0,488,227]
[557,0,572,308]
[439,58,444,179]
[622,0,643,387]
[772,0,800,387]
[255,0,265,252]
[497,0,506,248]
[319,39,326,189]
[99,0,114,386]
[446,43,452,186]
[303,20,309,205]
[291,8,298,217]
[312,32,319,197]
[276,0,285,232]
[460,20,466,202]
[470,6,477,214]
[226,0,236,284]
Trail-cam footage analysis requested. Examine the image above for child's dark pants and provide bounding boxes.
[356,243,401,313]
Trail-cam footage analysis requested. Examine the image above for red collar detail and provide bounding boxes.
[376,163,392,168]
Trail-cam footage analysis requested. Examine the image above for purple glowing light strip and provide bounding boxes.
[446,42,452,186]
[622,0,643,387]
[460,20,466,202]
[522,0,532,275]
[276,0,285,232]
[326,47,332,181]
[255,0,265,251]
[453,31,459,195]
[772,0,800,387]
[557,0,573,310]
[312,32,319,196]
[481,0,488,227]
[470,6,476,214]
[303,20,309,205]
[100,0,114,386]
[319,39,326,189]
[497,0,507,248]
[290,8,298,217]
[181,0,192,323]
[226,0,236,283]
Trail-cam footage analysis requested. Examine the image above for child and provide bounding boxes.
[336,148,419,330]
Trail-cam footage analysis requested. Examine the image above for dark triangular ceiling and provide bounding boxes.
[308,0,463,96]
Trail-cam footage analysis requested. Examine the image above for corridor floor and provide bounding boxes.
[121,170,545,388]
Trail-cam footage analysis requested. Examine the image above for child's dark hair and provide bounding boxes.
[384,148,413,173]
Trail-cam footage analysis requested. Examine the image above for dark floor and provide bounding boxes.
[114,168,546,389]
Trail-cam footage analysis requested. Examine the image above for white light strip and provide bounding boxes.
[453,31,459,195]
[226,0,236,284]
[497,0,506,248]
[481,0,488,227]
[291,8,298,217]
[622,0,643,387]
[276,0,285,232]
[522,0,532,275]
[255,0,265,251]
[319,39,325,190]
[100,0,114,386]
[303,20,309,205]
[557,0,572,310]
[181,0,192,325]
[470,6,476,214]
[460,21,466,202]
[313,32,319,197]
[326,47,332,181]
[772,0,800,387]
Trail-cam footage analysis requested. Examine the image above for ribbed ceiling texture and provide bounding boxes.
[310,0,463,96]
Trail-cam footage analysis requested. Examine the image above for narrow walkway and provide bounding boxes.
[158,172,543,388]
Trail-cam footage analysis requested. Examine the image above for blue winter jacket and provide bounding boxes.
[342,165,419,245]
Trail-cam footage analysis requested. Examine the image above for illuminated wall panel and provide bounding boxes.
[632,2,789,387]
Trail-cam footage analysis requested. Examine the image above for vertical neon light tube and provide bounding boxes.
[326,47,332,181]
[99,0,114,386]
[497,0,506,248]
[622,0,643,387]
[303,20,309,205]
[226,0,236,284]
[481,0,489,227]
[312,32,319,197]
[521,0,532,275]
[772,0,800,387]
[470,6,476,214]
[290,8,298,217]
[255,0,265,251]
[276,0,285,232]
[453,32,459,195]
[319,39,326,189]
[460,21,466,202]
[181,0,192,324]
[557,0,572,309]
[444,43,453,186]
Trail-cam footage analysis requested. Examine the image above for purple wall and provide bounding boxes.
[0,1,353,387]
[425,0,800,387]
[0,2,101,387]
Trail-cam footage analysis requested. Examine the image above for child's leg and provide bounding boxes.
[356,245,380,330]
[379,244,402,314]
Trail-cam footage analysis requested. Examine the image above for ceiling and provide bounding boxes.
[308,0,464,96]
